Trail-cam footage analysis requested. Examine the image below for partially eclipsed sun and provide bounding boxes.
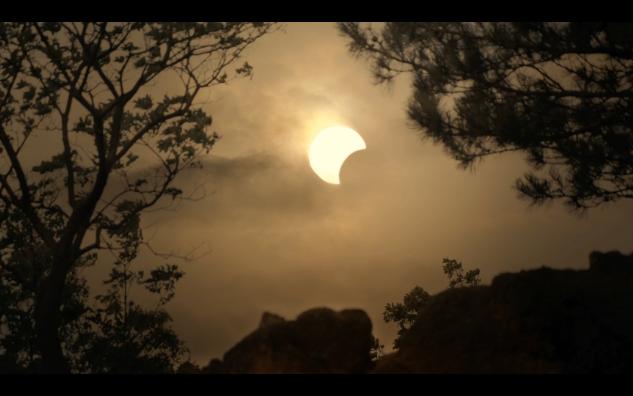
[308,126,366,185]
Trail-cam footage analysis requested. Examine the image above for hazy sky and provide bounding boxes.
[101,22,633,363]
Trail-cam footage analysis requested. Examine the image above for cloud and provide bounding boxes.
[162,153,334,225]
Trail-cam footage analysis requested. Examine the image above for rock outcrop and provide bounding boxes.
[199,307,373,373]
[374,251,633,373]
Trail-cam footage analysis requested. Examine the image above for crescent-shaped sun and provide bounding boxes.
[308,126,366,185]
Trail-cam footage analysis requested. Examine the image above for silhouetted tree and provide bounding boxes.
[384,258,480,348]
[0,22,274,372]
[339,22,633,210]
[78,263,186,373]
[442,258,481,288]
[383,286,430,349]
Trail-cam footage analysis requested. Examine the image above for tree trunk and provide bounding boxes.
[34,254,72,373]
[33,153,110,373]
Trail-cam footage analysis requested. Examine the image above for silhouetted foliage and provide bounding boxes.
[176,360,202,374]
[340,22,633,210]
[77,262,186,373]
[369,335,385,362]
[384,258,480,348]
[442,258,481,288]
[384,286,430,349]
[0,22,274,372]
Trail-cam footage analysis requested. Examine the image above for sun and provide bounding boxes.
[308,126,367,185]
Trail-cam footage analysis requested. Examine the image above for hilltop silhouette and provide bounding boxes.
[179,251,633,374]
